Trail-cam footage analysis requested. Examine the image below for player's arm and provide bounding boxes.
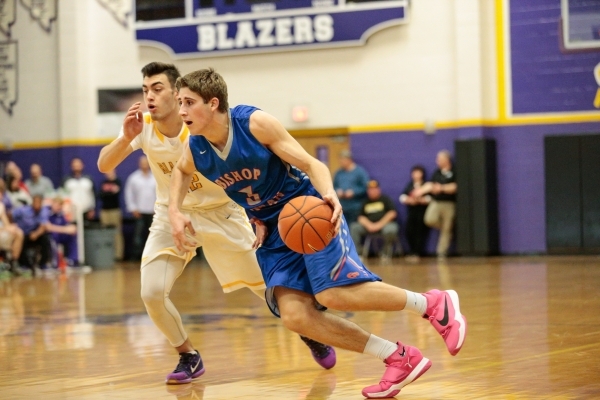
[168,143,198,251]
[97,103,144,173]
[249,110,342,233]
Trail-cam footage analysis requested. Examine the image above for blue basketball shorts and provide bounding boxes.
[256,215,381,317]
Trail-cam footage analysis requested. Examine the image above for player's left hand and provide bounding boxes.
[169,210,198,252]
[322,192,343,237]
[250,218,267,249]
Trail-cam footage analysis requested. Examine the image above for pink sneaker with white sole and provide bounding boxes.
[362,344,431,399]
[423,289,467,356]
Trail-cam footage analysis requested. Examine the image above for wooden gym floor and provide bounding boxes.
[1,256,599,399]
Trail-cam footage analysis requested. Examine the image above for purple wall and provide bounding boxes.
[4,121,600,255]
[510,0,600,114]
[351,121,600,254]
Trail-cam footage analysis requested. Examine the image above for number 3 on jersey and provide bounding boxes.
[239,185,261,206]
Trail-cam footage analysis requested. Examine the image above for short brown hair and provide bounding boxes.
[176,68,229,113]
[141,62,181,89]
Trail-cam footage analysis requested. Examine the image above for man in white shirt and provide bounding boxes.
[124,155,157,259]
[61,158,96,220]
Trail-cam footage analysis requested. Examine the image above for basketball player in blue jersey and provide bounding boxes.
[169,68,468,399]
[98,63,335,385]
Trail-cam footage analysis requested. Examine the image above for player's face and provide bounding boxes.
[142,74,178,121]
[178,87,216,135]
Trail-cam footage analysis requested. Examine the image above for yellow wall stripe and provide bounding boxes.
[496,0,508,120]
[2,113,598,150]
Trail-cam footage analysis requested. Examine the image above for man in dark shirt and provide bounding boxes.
[99,170,123,260]
[350,180,399,257]
[415,150,457,258]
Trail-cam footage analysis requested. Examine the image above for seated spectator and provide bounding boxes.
[25,163,55,198]
[0,191,24,274]
[400,165,431,260]
[3,161,27,191]
[12,195,53,271]
[414,150,457,259]
[0,178,13,212]
[350,180,399,257]
[6,174,32,209]
[46,197,79,267]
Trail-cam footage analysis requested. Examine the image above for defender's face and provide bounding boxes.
[142,74,178,121]
[178,87,214,135]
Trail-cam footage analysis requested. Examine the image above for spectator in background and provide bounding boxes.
[6,174,32,209]
[3,162,28,193]
[61,157,96,220]
[0,179,13,212]
[400,165,431,260]
[414,150,457,259]
[25,163,55,198]
[125,155,156,260]
[0,191,24,274]
[350,180,399,257]
[12,195,53,271]
[99,169,124,261]
[46,197,79,267]
[333,150,369,224]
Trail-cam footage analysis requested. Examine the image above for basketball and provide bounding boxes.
[278,196,335,254]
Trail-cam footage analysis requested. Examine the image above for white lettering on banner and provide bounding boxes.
[197,14,334,52]
[198,24,216,51]
[314,14,334,42]
[256,19,275,47]
[217,23,234,50]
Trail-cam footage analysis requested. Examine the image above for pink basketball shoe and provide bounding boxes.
[423,289,467,356]
[362,344,431,399]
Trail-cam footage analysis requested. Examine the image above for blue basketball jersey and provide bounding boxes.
[188,105,313,221]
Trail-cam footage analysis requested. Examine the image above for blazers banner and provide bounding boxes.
[135,0,408,58]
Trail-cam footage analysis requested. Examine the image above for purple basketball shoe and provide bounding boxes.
[166,350,205,385]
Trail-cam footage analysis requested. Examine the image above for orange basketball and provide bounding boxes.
[278,196,335,254]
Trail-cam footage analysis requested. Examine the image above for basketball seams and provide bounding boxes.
[280,213,304,243]
[278,195,334,254]
[303,220,327,251]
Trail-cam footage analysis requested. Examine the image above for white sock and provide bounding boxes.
[363,334,397,360]
[404,290,428,316]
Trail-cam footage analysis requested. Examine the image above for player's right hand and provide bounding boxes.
[169,210,198,252]
[122,102,144,141]
[322,192,343,237]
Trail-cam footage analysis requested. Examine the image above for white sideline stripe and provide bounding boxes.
[367,357,430,398]
[448,290,466,349]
